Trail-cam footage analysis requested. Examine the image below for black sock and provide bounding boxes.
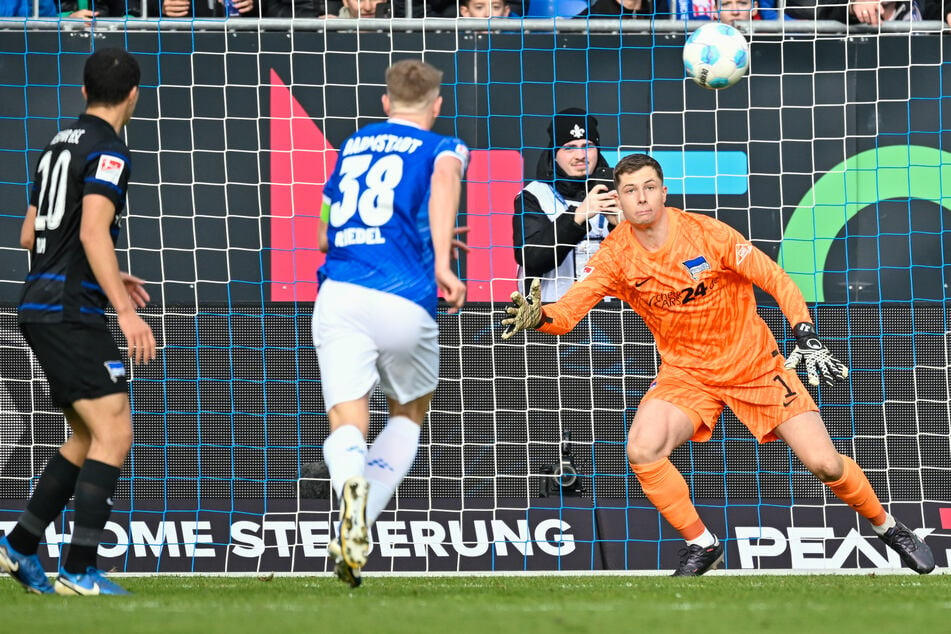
[64,459,120,574]
[6,452,80,556]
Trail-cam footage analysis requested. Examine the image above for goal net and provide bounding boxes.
[0,17,948,574]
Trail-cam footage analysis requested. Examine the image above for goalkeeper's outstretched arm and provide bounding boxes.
[500,278,543,339]
[500,275,608,339]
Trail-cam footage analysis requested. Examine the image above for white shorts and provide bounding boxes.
[312,279,439,410]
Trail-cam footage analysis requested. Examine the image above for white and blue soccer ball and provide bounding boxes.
[683,23,750,90]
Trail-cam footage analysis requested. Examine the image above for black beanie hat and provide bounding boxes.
[548,107,600,149]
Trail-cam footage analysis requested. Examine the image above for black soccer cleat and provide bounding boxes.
[672,539,724,577]
[879,521,935,574]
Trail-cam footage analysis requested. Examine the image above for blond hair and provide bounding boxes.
[386,59,443,111]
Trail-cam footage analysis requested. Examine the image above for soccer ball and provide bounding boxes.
[683,23,750,90]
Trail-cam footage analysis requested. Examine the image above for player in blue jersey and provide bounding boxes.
[314,59,468,587]
[0,48,155,596]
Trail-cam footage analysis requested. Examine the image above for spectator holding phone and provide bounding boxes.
[512,108,621,301]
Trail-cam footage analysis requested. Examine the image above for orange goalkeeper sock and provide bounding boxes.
[825,454,888,526]
[631,458,705,540]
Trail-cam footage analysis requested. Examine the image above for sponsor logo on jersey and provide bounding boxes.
[647,290,684,308]
[682,255,711,280]
[95,155,126,185]
[735,243,753,265]
[103,360,126,383]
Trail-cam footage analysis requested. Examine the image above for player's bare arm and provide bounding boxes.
[452,225,470,260]
[20,205,37,251]
[80,193,156,365]
[318,216,329,253]
[429,154,466,313]
[120,271,151,309]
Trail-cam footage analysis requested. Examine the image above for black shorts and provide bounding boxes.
[19,322,128,408]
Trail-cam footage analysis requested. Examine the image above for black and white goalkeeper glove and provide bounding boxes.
[501,278,543,340]
[783,322,849,387]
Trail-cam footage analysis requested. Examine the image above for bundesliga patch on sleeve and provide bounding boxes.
[735,243,752,265]
[452,141,470,165]
[95,154,126,186]
[579,265,595,280]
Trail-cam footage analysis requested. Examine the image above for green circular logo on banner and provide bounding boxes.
[778,145,951,302]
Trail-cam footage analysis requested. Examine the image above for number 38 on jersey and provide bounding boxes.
[329,154,404,247]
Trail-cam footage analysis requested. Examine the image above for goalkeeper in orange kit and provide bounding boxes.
[501,153,935,576]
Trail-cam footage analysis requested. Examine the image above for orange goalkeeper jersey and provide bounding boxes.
[537,207,813,386]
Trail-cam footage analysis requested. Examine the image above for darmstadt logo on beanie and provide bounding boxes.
[548,107,600,149]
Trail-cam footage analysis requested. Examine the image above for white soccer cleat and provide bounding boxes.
[339,476,370,569]
[327,538,362,588]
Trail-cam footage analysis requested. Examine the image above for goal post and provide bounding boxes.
[0,20,948,574]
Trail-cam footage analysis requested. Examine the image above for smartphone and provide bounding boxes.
[586,164,616,192]
[587,177,615,193]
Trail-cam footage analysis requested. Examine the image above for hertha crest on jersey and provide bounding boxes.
[683,255,711,280]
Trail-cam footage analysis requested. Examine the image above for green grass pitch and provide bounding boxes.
[2,573,949,633]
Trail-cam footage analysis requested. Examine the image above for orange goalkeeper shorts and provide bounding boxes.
[639,355,819,443]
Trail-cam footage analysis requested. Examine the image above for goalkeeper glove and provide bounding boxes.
[501,279,543,340]
[783,322,849,387]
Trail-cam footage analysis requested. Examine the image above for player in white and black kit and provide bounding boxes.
[0,48,156,596]
[314,59,467,587]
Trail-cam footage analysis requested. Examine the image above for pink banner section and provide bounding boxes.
[269,70,330,303]
[268,72,523,304]
[464,150,522,302]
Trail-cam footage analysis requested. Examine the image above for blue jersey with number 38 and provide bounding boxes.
[320,119,468,318]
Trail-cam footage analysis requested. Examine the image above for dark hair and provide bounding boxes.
[84,48,140,107]
[613,153,664,184]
